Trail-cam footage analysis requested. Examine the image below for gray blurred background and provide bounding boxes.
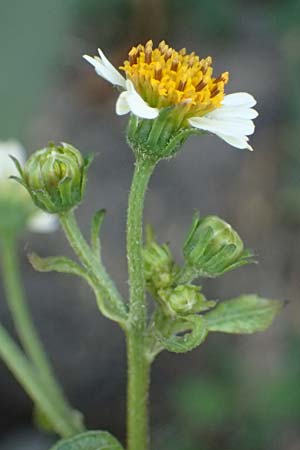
[0,1,300,449]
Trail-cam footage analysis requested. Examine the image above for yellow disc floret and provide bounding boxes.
[120,40,229,118]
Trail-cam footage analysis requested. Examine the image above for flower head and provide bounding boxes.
[0,140,57,234]
[84,40,258,152]
[12,142,92,214]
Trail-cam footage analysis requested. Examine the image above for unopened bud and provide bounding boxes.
[143,226,177,291]
[182,213,254,279]
[158,284,215,317]
[12,142,92,213]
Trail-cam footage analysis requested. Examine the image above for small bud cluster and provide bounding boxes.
[143,226,215,319]
[143,214,254,321]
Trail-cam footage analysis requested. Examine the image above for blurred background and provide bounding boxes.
[0,0,300,449]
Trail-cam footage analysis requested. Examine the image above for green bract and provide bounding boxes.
[143,226,178,292]
[180,213,254,280]
[127,109,202,162]
[11,143,92,214]
[158,285,216,318]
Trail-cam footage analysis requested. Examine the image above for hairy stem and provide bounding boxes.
[126,157,156,450]
[0,234,82,434]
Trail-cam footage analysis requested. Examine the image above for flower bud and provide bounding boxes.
[12,142,92,213]
[158,285,215,318]
[181,213,254,279]
[143,226,178,291]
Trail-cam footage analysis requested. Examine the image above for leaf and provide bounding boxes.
[50,431,124,450]
[204,294,283,334]
[90,209,106,256]
[155,313,208,353]
[29,253,89,280]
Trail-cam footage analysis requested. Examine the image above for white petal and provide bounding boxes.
[0,140,26,179]
[82,54,99,68]
[188,116,255,136]
[222,92,256,108]
[27,212,58,233]
[83,50,126,88]
[116,91,131,115]
[124,80,159,119]
[97,49,126,88]
[208,105,258,120]
[215,133,253,151]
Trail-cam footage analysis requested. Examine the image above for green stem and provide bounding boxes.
[59,210,127,323]
[0,323,76,437]
[0,234,82,434]
[126,157,156,450]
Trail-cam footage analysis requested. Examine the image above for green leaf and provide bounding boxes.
[28,253,89,280]
[50,431,124,450]
[154,313,208,353]
[204,294,283,334]
[90,209,106,256]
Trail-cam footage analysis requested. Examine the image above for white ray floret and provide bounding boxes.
[27,211,58,233]
[83,49,126,88]
[116,80,159,119]
[84,50,159,119]
[188,93,258,151]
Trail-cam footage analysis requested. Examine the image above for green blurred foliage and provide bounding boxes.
[0,1,75,139]
[73,0,131,48]
[171,377,233,429]
[166,0,239,39]
[264,0,300,221]
[155,334,300,450]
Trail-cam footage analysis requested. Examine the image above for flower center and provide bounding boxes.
[120,40,229,117]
